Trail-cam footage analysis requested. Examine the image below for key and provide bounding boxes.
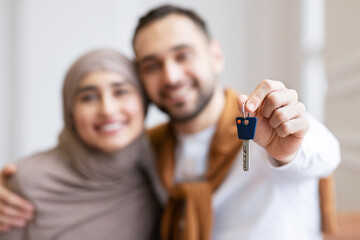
[236,103,257,171]
[243,138,249,171]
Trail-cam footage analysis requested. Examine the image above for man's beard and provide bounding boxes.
[157,84,215,123]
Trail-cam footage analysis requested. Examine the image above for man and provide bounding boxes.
[0,4,340,240]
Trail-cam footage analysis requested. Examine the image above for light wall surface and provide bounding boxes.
[324,0,360,211]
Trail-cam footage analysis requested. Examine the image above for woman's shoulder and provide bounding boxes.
[6,147,67,196]
[16,147,64,175]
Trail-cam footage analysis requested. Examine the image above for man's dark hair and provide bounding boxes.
[132,4,210,47]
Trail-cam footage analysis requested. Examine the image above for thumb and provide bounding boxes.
[237,94,249,117]
[0,164,17,182]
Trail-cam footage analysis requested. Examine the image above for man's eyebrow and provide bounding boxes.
[139,55,157,65]
[171,44,193,52]
[138,44,194,64]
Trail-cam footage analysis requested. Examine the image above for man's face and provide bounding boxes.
[134,14,224,122]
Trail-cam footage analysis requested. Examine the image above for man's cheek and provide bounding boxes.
[144,85,159,100]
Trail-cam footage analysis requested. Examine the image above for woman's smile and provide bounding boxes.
[95,120,127,135]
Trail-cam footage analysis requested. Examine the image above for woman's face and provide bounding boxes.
[73,71,144,154]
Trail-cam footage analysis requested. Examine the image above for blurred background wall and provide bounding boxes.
[324,1,360,211]
[0,0,359,212]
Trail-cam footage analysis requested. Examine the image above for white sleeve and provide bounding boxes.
[266,113,341,178]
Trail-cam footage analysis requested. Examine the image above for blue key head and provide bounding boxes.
[236,117,257,140]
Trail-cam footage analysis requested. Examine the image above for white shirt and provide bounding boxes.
[174,114,340,240]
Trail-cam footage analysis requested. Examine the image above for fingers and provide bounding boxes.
[0,187,34,218]
[0,198,33,219]
[0,164,17,180]
[260,88,298,118]
[276,114,310,138]
[238,80,298,119]
[0,224,11,232]
[237,95,249,117]
[0,213,26,228]
[268,102,305,129]
[238,79,309,139]
[0,164,34,214]
[246,79,286,113]
[0,164,34,231]
[0,202,32,232]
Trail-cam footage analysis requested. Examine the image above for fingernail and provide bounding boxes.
[247,102,255,112]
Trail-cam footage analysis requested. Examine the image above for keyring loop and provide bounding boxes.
[242,102,250,119]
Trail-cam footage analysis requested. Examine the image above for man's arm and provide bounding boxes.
[264,113,340,177]
[0,164,34,232]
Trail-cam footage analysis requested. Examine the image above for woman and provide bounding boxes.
[0,49,164,240]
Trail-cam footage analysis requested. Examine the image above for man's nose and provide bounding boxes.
[162,60,183,85]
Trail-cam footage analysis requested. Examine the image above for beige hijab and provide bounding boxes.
[4,49,161,240]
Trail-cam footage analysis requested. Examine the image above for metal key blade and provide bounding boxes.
[243,140,249,171]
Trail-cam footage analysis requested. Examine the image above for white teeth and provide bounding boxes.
[99,122,123,132]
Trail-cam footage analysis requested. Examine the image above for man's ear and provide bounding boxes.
[209,40,225,75]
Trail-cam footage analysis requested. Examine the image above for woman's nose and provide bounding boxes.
[99,95,118,116]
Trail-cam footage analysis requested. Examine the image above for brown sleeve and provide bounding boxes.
[319,174,339,234]
[146,122,171,157]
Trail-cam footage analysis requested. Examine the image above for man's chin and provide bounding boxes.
[156,106,195,123]
[169,108,203,123]
[157,90,214,123]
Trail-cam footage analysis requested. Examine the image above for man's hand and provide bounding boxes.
[0,164,34,232]
[237,79,310,165]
